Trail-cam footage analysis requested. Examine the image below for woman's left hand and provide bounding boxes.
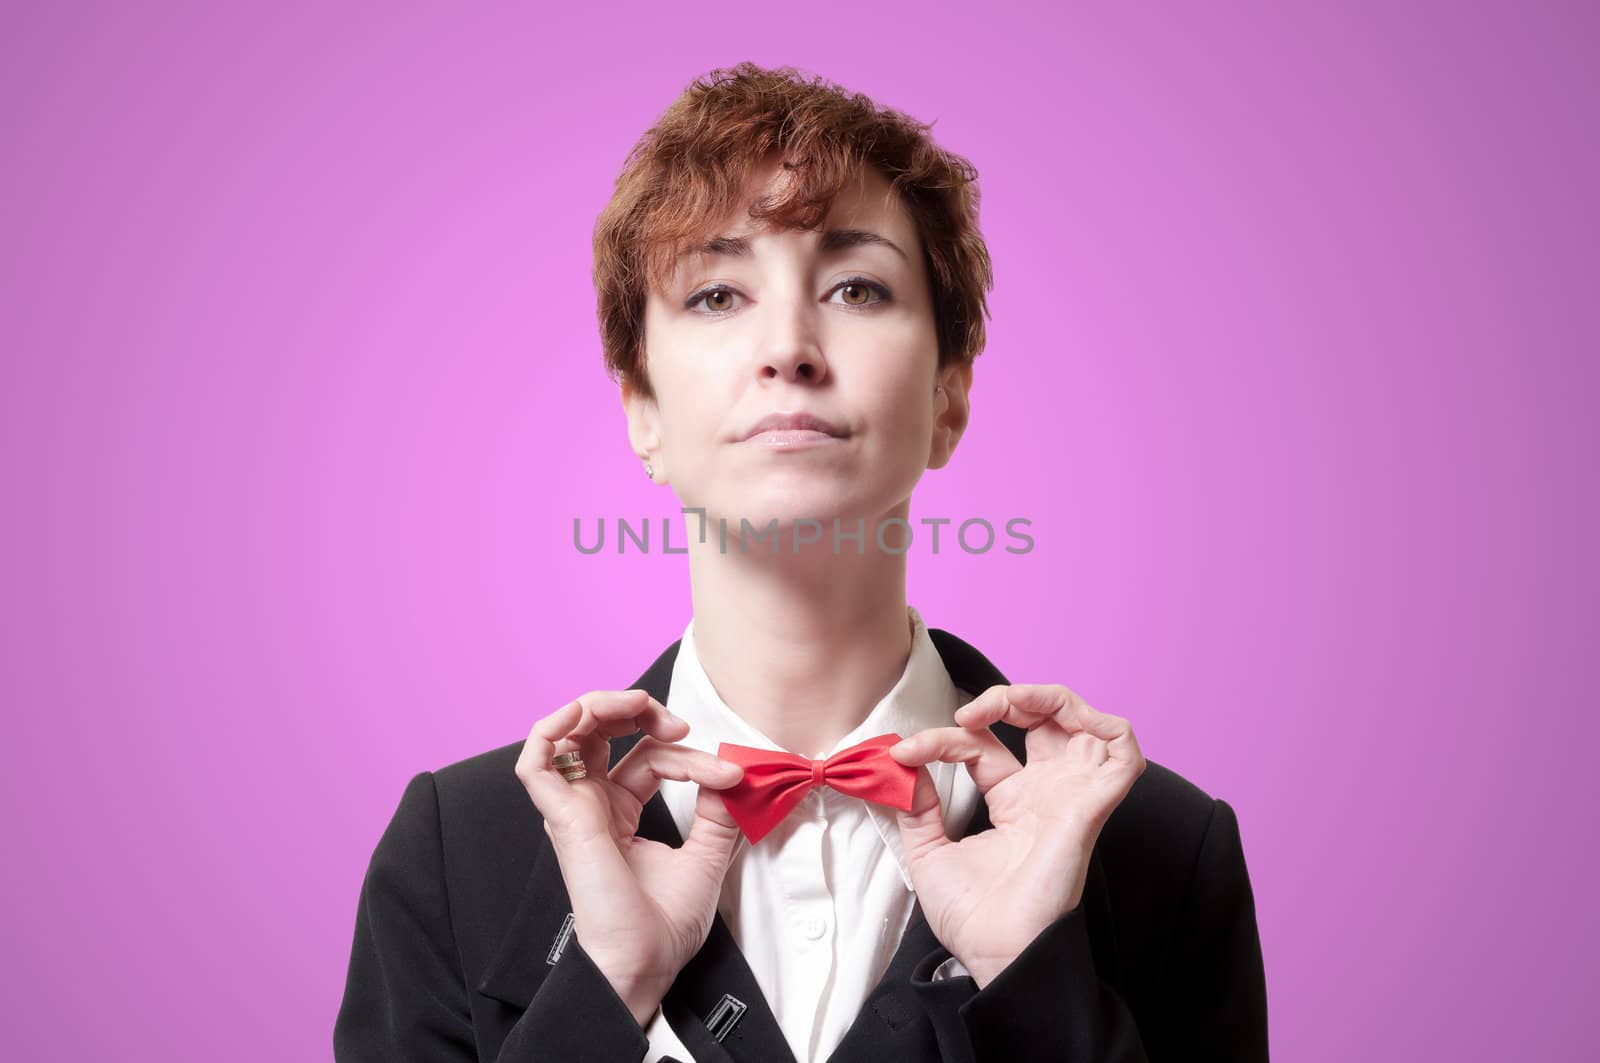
[888,683,1147,987]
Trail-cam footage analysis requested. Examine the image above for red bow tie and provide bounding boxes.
[715,733,917,844]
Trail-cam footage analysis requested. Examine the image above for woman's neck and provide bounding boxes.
[684,508,915,758]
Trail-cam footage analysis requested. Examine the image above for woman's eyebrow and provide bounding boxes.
[816,227,908,262]
[678,227,908,265]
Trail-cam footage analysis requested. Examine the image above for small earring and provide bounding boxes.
[644,462,654,480]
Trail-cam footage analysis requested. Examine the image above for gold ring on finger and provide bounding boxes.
[552,750,588,782]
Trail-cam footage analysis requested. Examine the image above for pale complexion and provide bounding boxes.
[623,155,972,758]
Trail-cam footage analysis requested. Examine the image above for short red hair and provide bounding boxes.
[592,61,995,398]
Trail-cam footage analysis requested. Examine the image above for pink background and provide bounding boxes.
[2,2,1590,1059]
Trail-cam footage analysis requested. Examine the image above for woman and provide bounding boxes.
[335,62,1268,1062]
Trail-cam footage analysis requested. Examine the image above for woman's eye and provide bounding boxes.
[684,286,742,314]
[699,288,738,313]
[829,279,891,308]
[685,278,891,316]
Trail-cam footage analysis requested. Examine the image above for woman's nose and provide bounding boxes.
[754,293,829,385]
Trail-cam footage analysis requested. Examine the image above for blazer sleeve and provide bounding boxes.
[334,771,670,1063]
[1159,796,1270,1060]
[334,771,478,1061]
[905,797,1268,1062]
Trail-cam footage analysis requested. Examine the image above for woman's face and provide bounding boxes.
[625,158,971,534]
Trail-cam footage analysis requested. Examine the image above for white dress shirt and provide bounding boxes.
[642,605,979,1063]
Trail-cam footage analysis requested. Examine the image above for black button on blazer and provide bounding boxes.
[335,628,1270,1062]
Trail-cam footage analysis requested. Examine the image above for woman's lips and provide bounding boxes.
[743,428,848,449]
[739,411,847,439]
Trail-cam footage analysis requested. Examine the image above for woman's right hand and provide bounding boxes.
[514,689,746,1028]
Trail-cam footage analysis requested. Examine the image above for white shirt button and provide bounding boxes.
[803,916,827,940]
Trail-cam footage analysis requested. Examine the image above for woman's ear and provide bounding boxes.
[927,362,973,470]
[620,377,665,482]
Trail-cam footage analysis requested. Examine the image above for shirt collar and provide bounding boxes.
[663,605,971,890]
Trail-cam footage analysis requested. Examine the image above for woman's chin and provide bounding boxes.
[697,488,869,535]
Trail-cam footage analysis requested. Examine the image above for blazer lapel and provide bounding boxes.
[477,628,1123,1063]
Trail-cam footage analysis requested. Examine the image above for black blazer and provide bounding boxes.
[335,629,1270,1061]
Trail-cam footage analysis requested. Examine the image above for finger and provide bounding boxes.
[529,699,584,748]
[954,682,1076,731]
[610,738,745,808]
[1067,734,1111,768]
[520,692,670,819]
[1088,708,1143,769]
[888,725,1023,794]
[956,684,1082,759]
[956,683,1096,735]
[521,703,608,790]
[682,777,745,872]
[561,689,690,745]
[570,728,615,778]
[1001,685,1141,763]
[533,726,617,784]
[516,707,600,826]
[533,691,689,784]
[949,683,1010,722]
[893,764,949,860]
[1002,685,1142,770]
